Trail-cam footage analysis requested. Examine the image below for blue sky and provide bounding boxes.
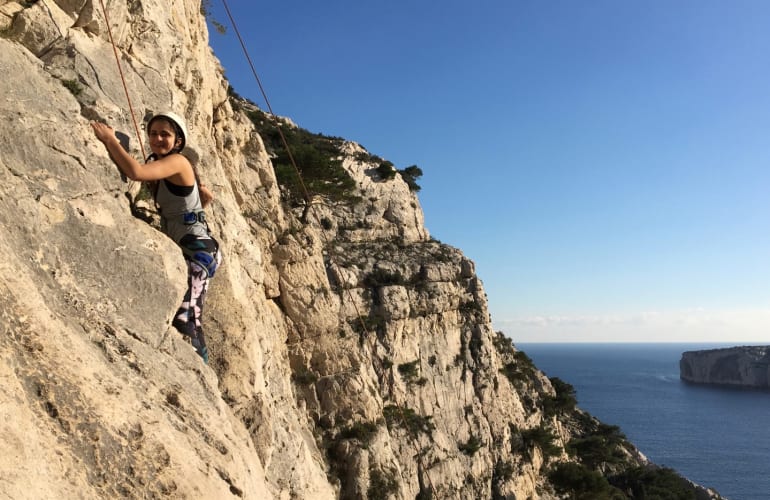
[205,1,770,342]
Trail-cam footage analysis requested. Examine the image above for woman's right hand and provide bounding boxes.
[91,122,117,146]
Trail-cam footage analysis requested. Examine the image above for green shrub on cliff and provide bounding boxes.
[383,405,434,437]
[567,423,627,469]
[376,161,397,180]
[337,421,379,446]
[233,101,358,205]
[609,466,701,500]
[521,425,561,460]
[542,377,578,417]
[399,165,423,192]
[499,349,537,388]
[549,462,625,499]
[459,435,484,456]
[368,466,399,500]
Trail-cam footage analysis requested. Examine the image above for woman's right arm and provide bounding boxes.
[91,122,145,181]
[91,122,189,182]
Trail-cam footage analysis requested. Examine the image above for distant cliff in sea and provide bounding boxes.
[680,346,770,388]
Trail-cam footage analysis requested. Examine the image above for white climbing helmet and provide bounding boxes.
[147,111,188,152]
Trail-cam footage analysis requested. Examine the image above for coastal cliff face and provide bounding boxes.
[681,346,770,389]
[1,1,722,499]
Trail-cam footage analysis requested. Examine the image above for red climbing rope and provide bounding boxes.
[96,0,147,162]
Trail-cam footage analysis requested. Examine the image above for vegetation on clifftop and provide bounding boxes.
[229,88,422,206]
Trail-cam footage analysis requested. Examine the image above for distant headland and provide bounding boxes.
[680,346,770,388]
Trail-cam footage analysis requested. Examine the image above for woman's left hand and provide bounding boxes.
[199,184,214,208]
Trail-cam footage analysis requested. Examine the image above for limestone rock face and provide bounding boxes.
[1,1,722,499]
[680,346,770,388]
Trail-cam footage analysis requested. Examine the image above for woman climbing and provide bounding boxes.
[91,112,220,363]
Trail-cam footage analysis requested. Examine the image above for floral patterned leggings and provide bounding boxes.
[172,241,220,363]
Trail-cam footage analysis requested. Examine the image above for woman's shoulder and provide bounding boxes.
[167,152,193,166]
[155,152,194,183]
[152,151,191,165]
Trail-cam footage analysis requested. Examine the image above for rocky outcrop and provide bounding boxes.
[680,346,770,388]
[0,1,723,499]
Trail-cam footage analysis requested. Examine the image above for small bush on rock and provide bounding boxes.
[549,462,624,499]
[383,405,434,437]
[376,161,397,180]
[459,435,484,456]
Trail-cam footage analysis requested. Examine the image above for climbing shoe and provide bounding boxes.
[196,345,209,364]
[190,328,209,364]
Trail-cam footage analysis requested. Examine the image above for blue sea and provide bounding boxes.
[518,343,770,500]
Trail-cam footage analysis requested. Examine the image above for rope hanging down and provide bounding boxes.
[218,0,311,207]
[96,0,147,162]
[216,1,439,496]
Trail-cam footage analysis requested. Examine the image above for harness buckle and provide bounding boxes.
[183,211,206,225]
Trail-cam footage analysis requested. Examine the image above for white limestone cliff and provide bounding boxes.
[0,1,724,499]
